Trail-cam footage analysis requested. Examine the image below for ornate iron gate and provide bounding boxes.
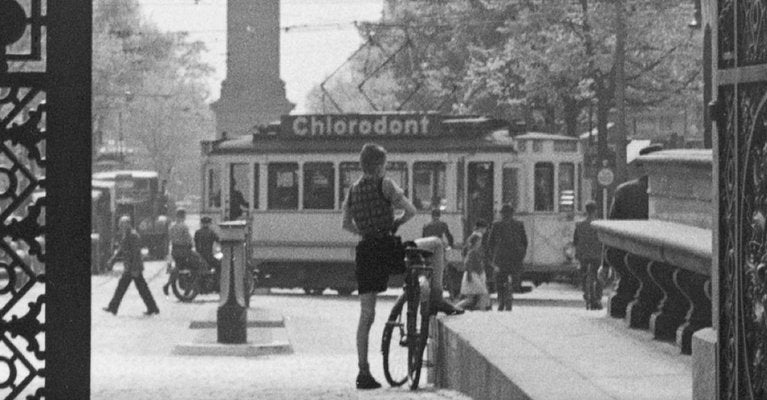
[0,0,47,398]
[716,1,767,399]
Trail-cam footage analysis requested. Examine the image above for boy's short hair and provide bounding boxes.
[360,143,387,174]
[176,208,186,218]
[431,208,441,218]
[585,201,597,213]
[474,219,488,229]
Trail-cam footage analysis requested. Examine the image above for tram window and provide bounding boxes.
[253,164,260,210]
[229,163,251,220]
[207,166,221,208]
[533,140,544,153]
[268,163,298,210]
[516,140,527,153]
[468,162,494,231]
[386,162,409,197]
[339,162,362,206]
[534,162,554,212]
[456,158,465,212]
[303,162,335,210]
[558,162,575,212]
[502,165,519,211]
[413,162,446,211]
[554,141,578,152]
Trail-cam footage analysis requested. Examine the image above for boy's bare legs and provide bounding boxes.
[356,292,381,389]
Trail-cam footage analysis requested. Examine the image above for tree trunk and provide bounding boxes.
[563,96,580,137]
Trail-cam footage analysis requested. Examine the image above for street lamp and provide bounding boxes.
[117,90,134,168]
[687,0,711,149]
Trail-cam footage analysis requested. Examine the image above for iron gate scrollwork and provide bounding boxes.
[717,0,767,399]
[0,0,47,399]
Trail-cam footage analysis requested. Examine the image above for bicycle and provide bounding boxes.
[381,242,434,390]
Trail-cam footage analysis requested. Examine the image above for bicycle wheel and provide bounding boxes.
[172,269,200,302]
[382,295,408,387]
[408,306,430,390]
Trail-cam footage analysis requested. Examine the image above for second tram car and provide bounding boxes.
[200,113,587,295]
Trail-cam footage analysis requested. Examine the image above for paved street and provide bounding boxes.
[91,260,477,400]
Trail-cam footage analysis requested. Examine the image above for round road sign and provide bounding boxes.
[597,168,614,186]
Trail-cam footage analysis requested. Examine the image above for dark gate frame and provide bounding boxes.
[0,2,91,399]
[713,0,767,399]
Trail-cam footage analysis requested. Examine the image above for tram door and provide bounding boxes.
[466,162,494,238]
[227,163,250,221]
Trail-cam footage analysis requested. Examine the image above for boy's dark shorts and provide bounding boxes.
[355,237,391,294]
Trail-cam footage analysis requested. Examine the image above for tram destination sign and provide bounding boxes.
[282,113,441,137]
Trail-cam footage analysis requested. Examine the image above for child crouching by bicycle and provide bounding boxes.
[456,233,491,311]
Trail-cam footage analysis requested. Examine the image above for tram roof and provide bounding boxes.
[92,170,159,180]
[207,115,522,155]
[514,132,579,141]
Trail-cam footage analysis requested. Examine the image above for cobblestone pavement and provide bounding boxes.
[91,261,473,400]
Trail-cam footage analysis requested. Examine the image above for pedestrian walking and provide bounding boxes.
[103,215,160,316]
[456,233,491,311]
[342,143,462,390]
[487,204,528,311]
[574,200,603,310]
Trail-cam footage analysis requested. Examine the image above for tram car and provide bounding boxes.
[199,113,588,295]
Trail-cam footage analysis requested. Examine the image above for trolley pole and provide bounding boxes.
[217,220,248,344]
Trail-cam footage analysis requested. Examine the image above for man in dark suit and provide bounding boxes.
[605,143,663,317]
[609,144,664,220]
[487,203,528,311]
[103,215,160,316]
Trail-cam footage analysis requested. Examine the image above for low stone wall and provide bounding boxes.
[592,149,716,400]
[431,319,531,400]
[592,220,711,354]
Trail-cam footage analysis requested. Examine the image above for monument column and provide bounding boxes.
[211,0,294,138]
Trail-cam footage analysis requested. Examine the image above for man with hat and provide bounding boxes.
[604,143,663,317]
[609,143,663,220]
[487,203,528,311]
[194,216,220,277]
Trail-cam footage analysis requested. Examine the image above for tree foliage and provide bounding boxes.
[309,0,702,140]
[92,0,215,200]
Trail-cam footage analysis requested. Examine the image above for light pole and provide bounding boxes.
[117,90,134,168]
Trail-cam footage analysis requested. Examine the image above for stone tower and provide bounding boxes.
[211,0,294,138]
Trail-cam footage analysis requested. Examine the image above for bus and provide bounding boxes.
[199,113,587,295]
[92,170,172,260]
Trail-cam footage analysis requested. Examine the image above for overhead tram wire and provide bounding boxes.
[109,16,518,38]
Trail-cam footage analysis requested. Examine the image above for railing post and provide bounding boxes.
[624,257,663,329]
[648,264,688,341]
[674,271,711,354]
[217,220,248,344]
[606,248,640,318]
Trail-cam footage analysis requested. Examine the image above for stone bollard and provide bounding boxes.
[217,221,248,344]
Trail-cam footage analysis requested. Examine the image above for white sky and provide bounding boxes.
[138,0,384,113]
